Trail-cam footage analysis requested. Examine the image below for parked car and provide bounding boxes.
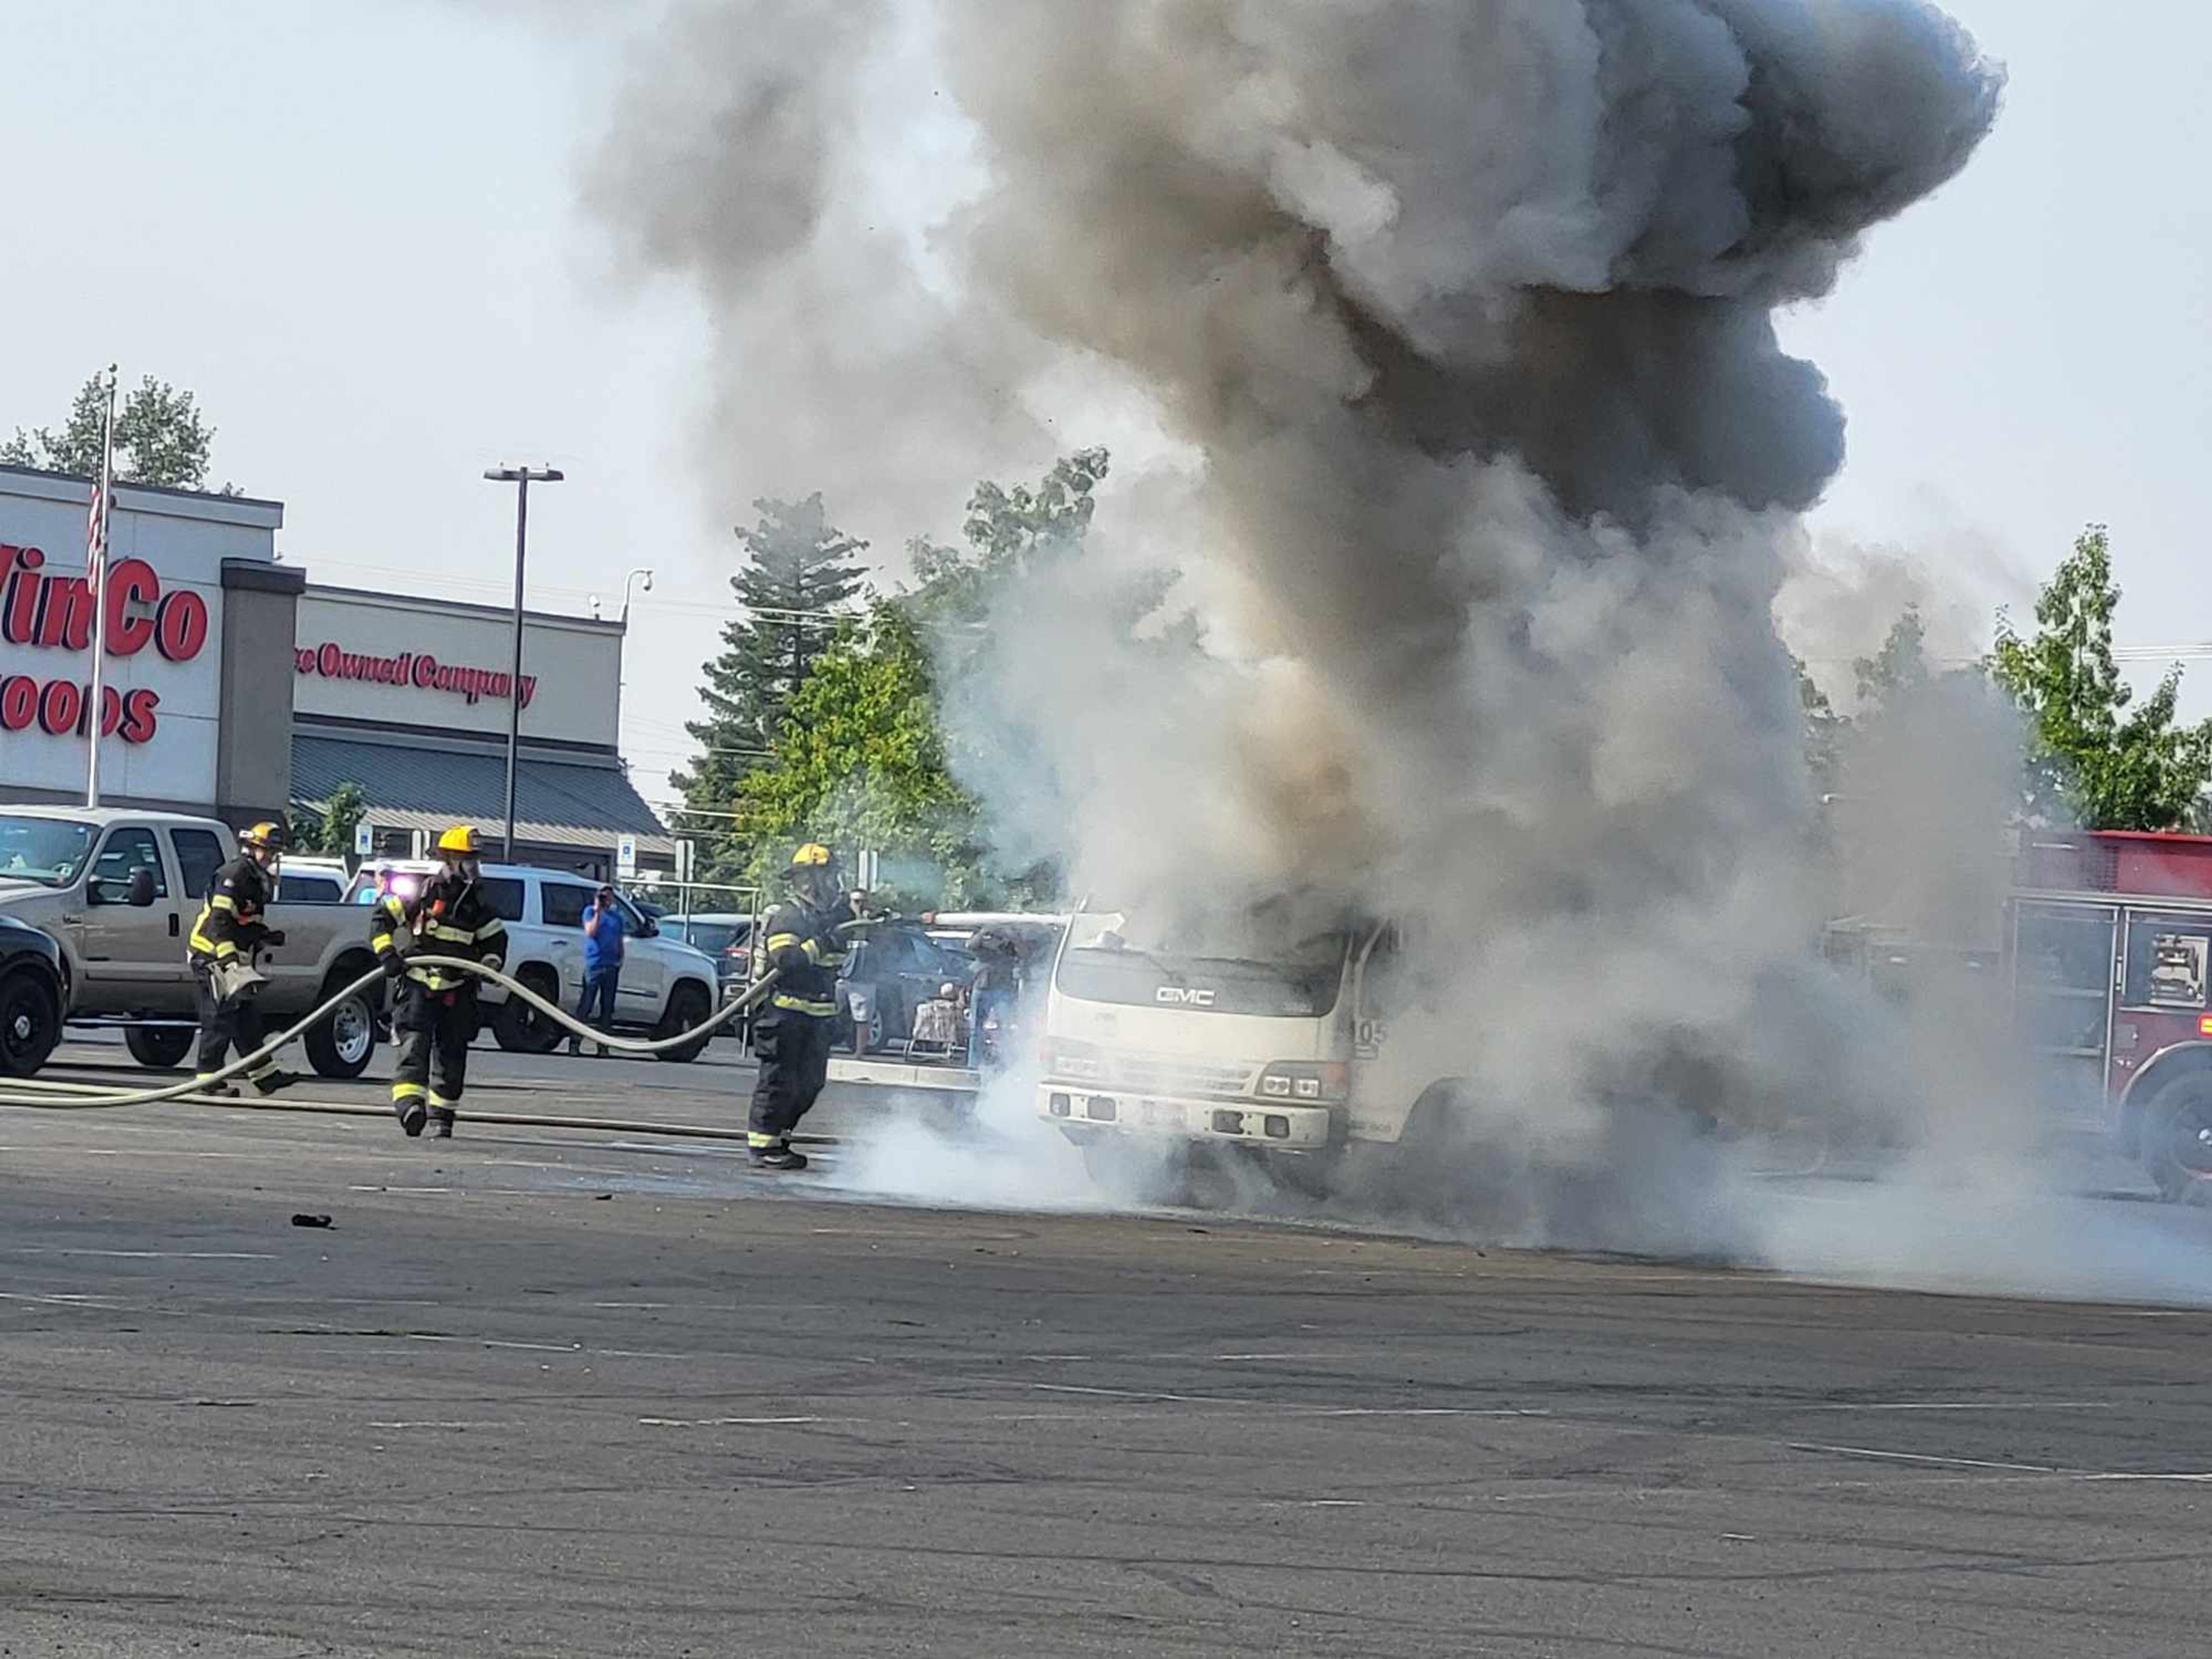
[835,920,975,1056]
[276,857,352,904]
[656,912,754,1002]
[0,807,384,1078]
[347,861,721,1062]
[0,912,66,1078]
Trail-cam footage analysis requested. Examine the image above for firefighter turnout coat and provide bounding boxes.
[370,874,509,990]
[759,896,853,1017]
[188,855,274,967]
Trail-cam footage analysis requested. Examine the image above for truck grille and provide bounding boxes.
[1103,1054,1257,1100]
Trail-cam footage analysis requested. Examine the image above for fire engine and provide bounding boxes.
[1829,829,2212,1202]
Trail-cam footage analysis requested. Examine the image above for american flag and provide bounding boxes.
[86,371,115,586]
[85,472,107,577]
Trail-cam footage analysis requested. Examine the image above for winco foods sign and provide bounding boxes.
[2,543,211,742]
[0,473,246,805]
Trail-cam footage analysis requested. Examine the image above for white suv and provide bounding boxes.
[346,862,721,1062]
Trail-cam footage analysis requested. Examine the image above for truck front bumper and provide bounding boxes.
[1037,1082,1334,1149]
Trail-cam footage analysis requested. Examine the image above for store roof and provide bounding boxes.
[291,733,673,856]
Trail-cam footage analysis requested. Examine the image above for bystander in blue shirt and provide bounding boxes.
[569,888,627,1056]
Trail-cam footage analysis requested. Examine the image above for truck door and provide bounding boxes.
[614,895,666,1024]
[2010,899,2119,1128]
[79,824,186,1007]
[1347,923,1403,1139]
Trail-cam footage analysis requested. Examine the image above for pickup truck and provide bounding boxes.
[0,806,383,1079]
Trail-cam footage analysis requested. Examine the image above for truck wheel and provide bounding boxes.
[304,967,380,1080]
[0,968,60,1079]
[653,983,714,1065]
[493,967,563,1055]
[124,1026,195,1070]
[2144,1075,2212,1203]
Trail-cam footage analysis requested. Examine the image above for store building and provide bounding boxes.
[290,585,672,877]
[1,464,671,877]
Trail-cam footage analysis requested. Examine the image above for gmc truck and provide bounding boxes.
[0,806,382,1078]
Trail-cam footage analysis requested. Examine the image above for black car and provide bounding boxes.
[835,922,974,1055]
[0,914,66,1078]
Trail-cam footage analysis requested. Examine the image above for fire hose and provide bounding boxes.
[0,925,870,1115]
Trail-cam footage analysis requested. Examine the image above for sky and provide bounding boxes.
[2,1,2206,804]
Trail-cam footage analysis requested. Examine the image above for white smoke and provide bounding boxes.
[591,2,2212,1298]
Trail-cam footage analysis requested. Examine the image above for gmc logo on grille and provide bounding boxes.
[1156,986,1216,1007]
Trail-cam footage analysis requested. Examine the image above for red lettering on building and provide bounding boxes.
[107,559,161,656]
[296,641,537,709]
[34,575,95,651]
[154,589,209,662]
[0,676,162,746]
[0,547,207,664]
[2,546,47,643]
[119,686,160,743]
[36,679,81,737]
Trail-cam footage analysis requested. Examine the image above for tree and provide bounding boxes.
[733,603,1006,906]
[1990,525,2212,830]
[906,446,1109,631]
[291,781,369,858]
[671,494,868,874]
[1853,605,1932,719]
[1793,652,1847,799]
[2,372,224,490]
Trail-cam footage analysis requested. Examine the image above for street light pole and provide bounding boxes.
[483,465,564,863]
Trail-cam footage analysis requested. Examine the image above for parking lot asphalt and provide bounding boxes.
[4,1071,2212,1658]
[27,1026,925,1145]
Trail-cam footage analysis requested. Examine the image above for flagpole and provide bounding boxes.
[84,365,118,810]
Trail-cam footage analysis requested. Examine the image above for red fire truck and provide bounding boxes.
[1834,829,2212,1202]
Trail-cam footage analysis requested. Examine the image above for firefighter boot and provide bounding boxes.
[430,1110,456,1140]
[251,1070,303,1097]
[195,1075,239,1100]
[749,1141,808,1172]
[394,1096,428,1138]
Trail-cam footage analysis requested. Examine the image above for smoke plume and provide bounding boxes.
[584,4,2211,1287]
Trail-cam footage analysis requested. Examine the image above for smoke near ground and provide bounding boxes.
[594,3,2210,1299]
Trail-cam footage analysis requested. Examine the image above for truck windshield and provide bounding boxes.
[1056,909,1350,1018]
[0,818,95,889]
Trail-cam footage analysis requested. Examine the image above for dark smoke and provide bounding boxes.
[597,3,2042,1255]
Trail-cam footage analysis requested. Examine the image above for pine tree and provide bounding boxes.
[672,494,867,873]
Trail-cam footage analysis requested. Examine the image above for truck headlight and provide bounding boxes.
[1257,1062,1347,1103]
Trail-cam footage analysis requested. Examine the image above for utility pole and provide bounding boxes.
[482,465,564,862]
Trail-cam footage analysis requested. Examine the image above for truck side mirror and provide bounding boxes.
[126,866,158,908]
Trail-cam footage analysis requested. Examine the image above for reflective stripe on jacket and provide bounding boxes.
[371,876,508,993]
[188,856,271,963]
[759,897,851,1020]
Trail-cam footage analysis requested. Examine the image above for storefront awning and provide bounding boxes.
[291,732,673,857]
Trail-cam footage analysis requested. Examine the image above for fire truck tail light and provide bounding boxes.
[2198,1016,2212,1037]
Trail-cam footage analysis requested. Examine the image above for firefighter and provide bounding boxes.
[186,820,300,1098]
[371,825,506,1139]
[747,842,854,1171]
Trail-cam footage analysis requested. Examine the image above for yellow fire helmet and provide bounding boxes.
[239,820,288,852]
[437,825,483,856]
[789,842,835,870]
